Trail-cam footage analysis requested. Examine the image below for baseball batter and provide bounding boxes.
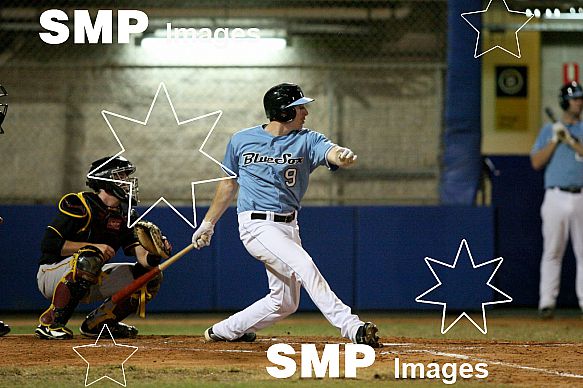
[531,81,583,318]
[35,156,169,339]
[192,83,380,347]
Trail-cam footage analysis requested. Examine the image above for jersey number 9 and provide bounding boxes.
[285,168,297,187]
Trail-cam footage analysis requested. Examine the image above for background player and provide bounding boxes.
[35,155,170,339]
[191,82,380,347]
[0,84,6,135]
[531,81,583,318]
[0,85,10,336]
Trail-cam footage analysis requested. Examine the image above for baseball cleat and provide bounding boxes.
[80,321,138,339]
[35,323,73,340]
[355,322,381,348]
[0,321,10,337]
[539,307,555,320]
[204,326,256,342]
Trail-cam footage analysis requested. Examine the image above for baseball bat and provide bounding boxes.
[111,243,195,304]
[545,107,557,123]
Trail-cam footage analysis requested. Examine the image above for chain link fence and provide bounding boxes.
[0,0,446,206]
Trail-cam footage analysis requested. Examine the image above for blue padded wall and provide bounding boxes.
[215,208,266,310]
[0,204,497,312]
[296,207,356,311]
[440,0,483,205]
[0,205,54,310]
[356,207,494,309]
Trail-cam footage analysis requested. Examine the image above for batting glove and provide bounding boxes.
[551,122,567,143]
[337,147,357,165]
[192,220,214,249]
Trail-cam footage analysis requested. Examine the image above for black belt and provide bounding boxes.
[551,186,583,193]
[251,212,295,223]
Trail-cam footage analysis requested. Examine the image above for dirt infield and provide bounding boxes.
[1,334,582,386]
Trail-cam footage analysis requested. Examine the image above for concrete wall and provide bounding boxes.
[0,35,444,206]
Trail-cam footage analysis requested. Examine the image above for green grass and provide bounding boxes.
[5,310,583,341]
[0,366,485,388]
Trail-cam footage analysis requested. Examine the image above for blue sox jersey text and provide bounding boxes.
[222,125,337,213]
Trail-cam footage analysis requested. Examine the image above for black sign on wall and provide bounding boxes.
[496,66,528,97]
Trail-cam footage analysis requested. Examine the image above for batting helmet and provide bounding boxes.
[559,81,583,110]
[0,85,7,134]
[86,155,138,202]
[263,83,314,122]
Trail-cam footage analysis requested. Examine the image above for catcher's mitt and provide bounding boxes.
[135,221,171,259]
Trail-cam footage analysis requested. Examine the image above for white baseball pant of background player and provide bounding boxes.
[539,188,583,310]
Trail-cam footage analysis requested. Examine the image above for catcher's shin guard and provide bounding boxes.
[81,297,139,338]
[36,271,89,340]
[38,247,104,331]
[39,272,91,327]
[81,263,162,336]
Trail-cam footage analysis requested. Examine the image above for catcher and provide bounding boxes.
[35,155,171,340]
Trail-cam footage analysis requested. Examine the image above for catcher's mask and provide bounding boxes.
[559,81,583,110]
[0,85,7,134]
[263,83,314,123]
[86,155,138,203]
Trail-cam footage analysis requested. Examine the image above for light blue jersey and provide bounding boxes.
[532,121,583,187]
[222,125,337,213]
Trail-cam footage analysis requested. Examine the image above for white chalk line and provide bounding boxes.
[146,346,257,354]
[380,347,583,380]
[140,340,583,379]
[393,343,580,352]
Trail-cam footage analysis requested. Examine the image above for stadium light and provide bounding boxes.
[139,27,287,63]
[141,36,286,52]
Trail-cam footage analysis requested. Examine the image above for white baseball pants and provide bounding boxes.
[212,211,364,341]
[539,188,583,310]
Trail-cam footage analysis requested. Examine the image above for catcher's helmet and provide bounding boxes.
[263,83,314,122]
[86,155,138,202]
[0,85,7,134]
[559,81,583,110]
